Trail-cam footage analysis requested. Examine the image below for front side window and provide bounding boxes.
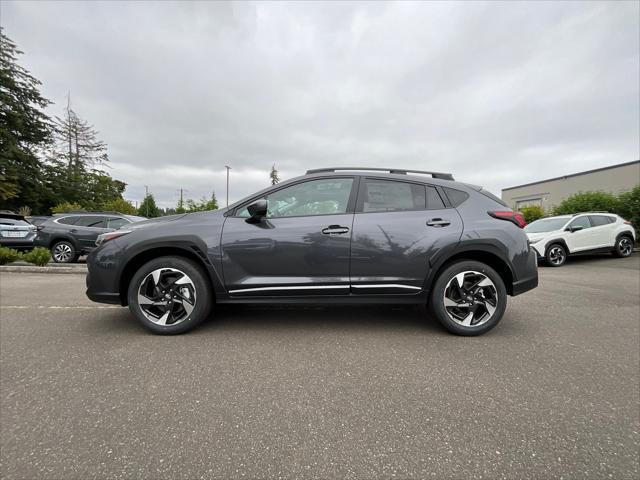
[569,216,591,229]
[107,217,130,229]
[589,215,614,227]
[237,178,354,218]
[359,179,426,213]
[75,216,107,228]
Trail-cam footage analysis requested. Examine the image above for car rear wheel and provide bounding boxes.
[613,235,634,258]
[545,243,567,267]
[127,256,213,335]
[51,241,78,263]
[429,260,507,336]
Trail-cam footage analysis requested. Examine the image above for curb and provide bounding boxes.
[0,265,87,274]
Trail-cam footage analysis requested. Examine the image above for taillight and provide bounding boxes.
[488,211,527,228]
[624,220,632,225]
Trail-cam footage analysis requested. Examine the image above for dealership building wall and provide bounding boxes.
[501,160,640,211]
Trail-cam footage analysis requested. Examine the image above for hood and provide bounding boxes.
[526,231,557,243]
[125,213,189,230]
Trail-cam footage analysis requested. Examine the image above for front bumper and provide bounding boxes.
[85,243,124,305]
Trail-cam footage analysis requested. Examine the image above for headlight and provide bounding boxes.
[96,230,132,246]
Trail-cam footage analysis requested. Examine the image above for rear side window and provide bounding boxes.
[360,179,425,213]
[589,215,614,226]
[56,216,80,225]
[443,187,470,207]
[75,216,107,228]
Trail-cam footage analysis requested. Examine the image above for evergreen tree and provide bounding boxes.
[0,29,53,210]
[270,163,280,185]
[138,193,161,218]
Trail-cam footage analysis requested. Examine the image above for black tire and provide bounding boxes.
[545,243,567,267]
[612,235,634,258]
[428,260,507,336]
[127,256,213,335]
[51,240,79,263]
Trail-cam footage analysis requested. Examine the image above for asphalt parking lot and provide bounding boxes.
[1,255,638,479]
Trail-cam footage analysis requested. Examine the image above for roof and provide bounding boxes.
[502,160,639,192]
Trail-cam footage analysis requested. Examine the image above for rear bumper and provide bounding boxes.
[511,249,539,296]
[0,238,35,250]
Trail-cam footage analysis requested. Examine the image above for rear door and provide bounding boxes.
[349,177,463,294]
[588,215,616,248]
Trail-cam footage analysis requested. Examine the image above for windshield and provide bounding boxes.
[524,217,568,233]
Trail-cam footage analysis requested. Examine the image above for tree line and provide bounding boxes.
[0,29,221,218]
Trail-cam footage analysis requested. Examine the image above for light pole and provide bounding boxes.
[144,185,149,217]
[225,166,231,207]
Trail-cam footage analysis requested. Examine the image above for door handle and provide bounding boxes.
[322,225,350,235]
[70,229,78,233]
[426,218,450,227]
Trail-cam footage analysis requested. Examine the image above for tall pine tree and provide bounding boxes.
[0,29,53,211]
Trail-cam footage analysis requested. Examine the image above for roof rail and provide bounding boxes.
[572,211,612,216]
[305,167,454,181]
[54,211,123,215]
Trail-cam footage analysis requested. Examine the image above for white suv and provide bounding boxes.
[525,213,635,267]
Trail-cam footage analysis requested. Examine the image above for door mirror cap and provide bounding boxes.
[566,225,584,233]
[246,199,267,223]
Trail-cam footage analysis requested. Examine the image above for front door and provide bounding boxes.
[349,177,463,294]
[221,177,356,296]
[564,216,592,252]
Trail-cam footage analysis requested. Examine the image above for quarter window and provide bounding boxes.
[360,179,426,213]
[237,178,354,218]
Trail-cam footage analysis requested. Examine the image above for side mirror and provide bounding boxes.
[245,199,267,223]
[566,225,583,233]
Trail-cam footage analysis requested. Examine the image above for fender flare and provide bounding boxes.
[542,238,570,256]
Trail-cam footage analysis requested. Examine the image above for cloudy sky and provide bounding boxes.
[2,0,639,207]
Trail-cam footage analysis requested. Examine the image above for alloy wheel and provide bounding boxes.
[137,268,197,326]
[53,243,73,262]
[619,238,633,256]
[548,246,566,265]
[443,270,498,327]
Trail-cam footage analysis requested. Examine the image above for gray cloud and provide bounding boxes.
[3,0,639,207]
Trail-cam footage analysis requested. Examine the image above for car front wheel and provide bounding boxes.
[545,243,567,267]
[429,260,507,336]
[613,235,634,258]
[127,256,213,335]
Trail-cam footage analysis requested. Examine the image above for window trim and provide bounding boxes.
[229,175,360,219]
[354,176,448,214]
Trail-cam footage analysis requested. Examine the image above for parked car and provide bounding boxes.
[35,212,147,263]
[26,215,51,226]
[86,167,538,336]
[525,212,635,267]
[0,212,37,251]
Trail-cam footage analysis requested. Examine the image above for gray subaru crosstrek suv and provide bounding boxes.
[86,168,538,336]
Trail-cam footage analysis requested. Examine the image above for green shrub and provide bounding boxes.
[0,247,22,265]
[519,205,545,224]
[51,202,84,214]
[22,247,51,266]
[553,191,619,216]
[617,185,640,240]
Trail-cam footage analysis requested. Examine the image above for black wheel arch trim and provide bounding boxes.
[423,240,517,295]
[115,236,226,305]
[615,231,635,242]
[544,239,570,255]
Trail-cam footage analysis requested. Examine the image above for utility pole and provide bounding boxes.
[144,185,149,217]
[177,188,187,211]
[225,166,231,207]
